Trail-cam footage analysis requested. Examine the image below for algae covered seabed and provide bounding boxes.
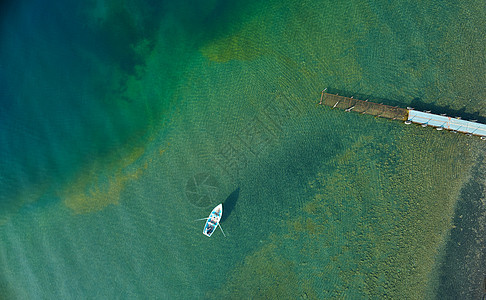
[1,0,485,298]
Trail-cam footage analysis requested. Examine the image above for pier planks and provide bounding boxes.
[321,93,409,121]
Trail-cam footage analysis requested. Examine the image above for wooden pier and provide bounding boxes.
[320,92,408,121]
[319,90,486,139]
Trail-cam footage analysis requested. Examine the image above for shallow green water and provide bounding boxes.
[1,0,485,298]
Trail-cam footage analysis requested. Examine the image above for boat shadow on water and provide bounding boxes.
[221,187,240,223]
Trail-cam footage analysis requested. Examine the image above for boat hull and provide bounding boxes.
[203,204,222,237]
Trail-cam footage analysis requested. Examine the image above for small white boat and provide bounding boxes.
[201,204,225,237]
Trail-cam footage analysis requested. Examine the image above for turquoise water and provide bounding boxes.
[1,0,485,298]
